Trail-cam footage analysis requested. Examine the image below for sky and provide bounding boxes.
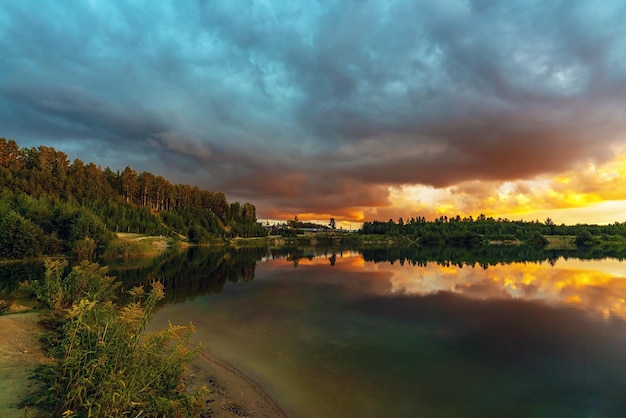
[1,0,626,226]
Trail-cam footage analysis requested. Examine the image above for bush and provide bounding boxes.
[104,238,160,258]
[281,228,298,237]
[528,231,548,247]
[72,236,96,261]
[23,259,119,314]
[187,224,211,243]
[29,261,204,416]
[575,230,595,246]
[0,209,45,259]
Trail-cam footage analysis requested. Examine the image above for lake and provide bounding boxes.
[141,247,626,418]
[5,246,626,417]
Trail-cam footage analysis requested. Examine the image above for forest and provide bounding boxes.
[360,214,626,247]
[0,138,265,259]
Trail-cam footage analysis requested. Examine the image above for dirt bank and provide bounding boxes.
[187,349,289,418]
[0,312,48,418]
[0,311,288,418]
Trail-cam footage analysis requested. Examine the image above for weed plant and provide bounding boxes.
[26,259,204,417]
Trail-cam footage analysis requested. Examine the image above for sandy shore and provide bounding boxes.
[187,349,289,418]
[0,312,49,418]
[0,311,288,418]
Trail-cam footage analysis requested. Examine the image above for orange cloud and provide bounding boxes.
[372,148,626,224]
[256,148,626,226]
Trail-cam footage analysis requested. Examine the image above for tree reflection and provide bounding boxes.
[5,244,626,307]
[359,244,626,268]
[110,246,267,304]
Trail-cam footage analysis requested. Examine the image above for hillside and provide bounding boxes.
[0,138,265,259]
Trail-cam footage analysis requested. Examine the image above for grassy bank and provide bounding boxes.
[103,233,182,258]
[12,260,205,417]
[544,235,577,250]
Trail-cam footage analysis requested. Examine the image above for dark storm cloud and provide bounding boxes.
[1,0,625,217]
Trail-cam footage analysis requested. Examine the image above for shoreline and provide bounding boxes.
[0,312,49,418]
[187,347,289,418]
[0,311,289,418]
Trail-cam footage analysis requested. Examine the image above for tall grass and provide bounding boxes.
[27,260,205,417]
[104,239,162,258]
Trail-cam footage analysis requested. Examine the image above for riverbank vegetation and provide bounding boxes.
[18,259,204,417]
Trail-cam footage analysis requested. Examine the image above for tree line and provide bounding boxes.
[0,138,265,259]
[361,214,626,247]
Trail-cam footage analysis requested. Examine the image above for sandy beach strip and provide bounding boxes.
[0,312,49,418]
[0,311,288,418]
[187,348,289,418]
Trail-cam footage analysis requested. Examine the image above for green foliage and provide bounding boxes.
[0,261,46,296]
[29,261,203,417]
[528,231,548,247]
[361,216,626,247]
[187,223,212,243]
[68,208,113,253]
[419,231,444,246]
[72,237,96,261]
[24,259,120,314]
[103,238,159,258]
[229,220,267,238]
[575,230,596,246]
[0,138,265,259]
[0,205,46,259]
[280,228,298,237]
[162,210,186,234]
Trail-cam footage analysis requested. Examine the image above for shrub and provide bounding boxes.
[72,236,96,261]
[528,231,548,247]
[29,262,204,417]
[575,230,596,246]
[23,259,119,314]
[187,224,211,243]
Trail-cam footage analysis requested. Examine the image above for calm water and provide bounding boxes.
[144,248,626,418]
[5,247,626,417]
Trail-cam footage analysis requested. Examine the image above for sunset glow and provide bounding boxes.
[381,149,626,225]
[2,1,625,224]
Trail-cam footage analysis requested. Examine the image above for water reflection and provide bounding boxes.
[110,247,266,304]
[383,259,626,319]
[3,246,626,321]
[359,244,626,267]
[5,247,626,417]
[150,250,626,418]
[258,251,626,320]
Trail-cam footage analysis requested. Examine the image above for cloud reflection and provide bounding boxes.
[386,259,626,319]
[264,253,626,320]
